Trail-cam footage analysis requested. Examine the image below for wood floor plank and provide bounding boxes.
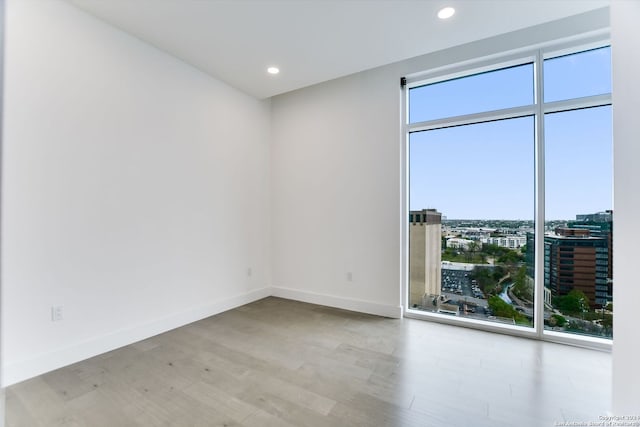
[5,390,41,427]
[5,297,611,427]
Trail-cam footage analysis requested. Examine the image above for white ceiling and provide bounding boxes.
[66,0,610,99]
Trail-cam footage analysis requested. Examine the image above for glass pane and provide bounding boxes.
[409,63,534,123]
[543,106,613,338]
[409,117,535,328]
[544,47,611,102]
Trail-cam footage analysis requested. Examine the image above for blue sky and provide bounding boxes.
[409,47,612,220]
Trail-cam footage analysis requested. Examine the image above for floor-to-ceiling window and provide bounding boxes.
[405,41,612,345]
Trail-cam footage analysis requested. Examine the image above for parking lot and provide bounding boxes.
[441,268,484,299]
[440,268,489,317]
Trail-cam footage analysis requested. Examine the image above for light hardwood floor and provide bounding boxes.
[6,297,611,426]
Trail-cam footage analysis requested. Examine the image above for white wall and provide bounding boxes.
[271,68,404,317]
[611,0,640,415]
[2,0,271,386]
[271,9,609,318]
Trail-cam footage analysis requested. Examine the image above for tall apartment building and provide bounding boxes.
[569,211,613,282]
[526,211,612,308]
[565,211,613,306]
[544,228,608,307]
[409,209,442,307]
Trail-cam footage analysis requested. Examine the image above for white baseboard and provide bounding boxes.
[2,286,272,387]
[271,286,402,319]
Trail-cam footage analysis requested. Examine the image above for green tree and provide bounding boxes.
[547,314,567,327]
[468,240,480,255]
[497,250,524,265]
[470,267,496,294]
[492,265,507,281]
[553,290,590,315]
[483,244,504,257]
[488,296,527,323]
[511,266,533,302]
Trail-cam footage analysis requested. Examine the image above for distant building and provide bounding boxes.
[575,211,612,223]
[569,211,613,282]
[566,212,613,306]
[526,211,612,308]
[456,228,492,241]
[445,237,475,250]
[543,286,553,307]
[409,209,442,307]
[483,235,527,249]
[544,228,608,308]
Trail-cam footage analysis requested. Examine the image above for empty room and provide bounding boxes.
[1,1,639,426]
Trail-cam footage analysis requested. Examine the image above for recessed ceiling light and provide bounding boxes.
[267,67,280,75]
[437,7,455,20]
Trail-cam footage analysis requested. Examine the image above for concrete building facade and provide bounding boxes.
[544,228,609,308]
[526,212,613,308]
[409,209,442,307]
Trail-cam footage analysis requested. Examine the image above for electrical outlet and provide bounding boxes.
[247,267,252,277]
[51,306,63,322]
[346,272,353,282]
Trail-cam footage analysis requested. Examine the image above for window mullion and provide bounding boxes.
[543,93,612,114]
[407,104,536,133]
[534,49,546,339]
